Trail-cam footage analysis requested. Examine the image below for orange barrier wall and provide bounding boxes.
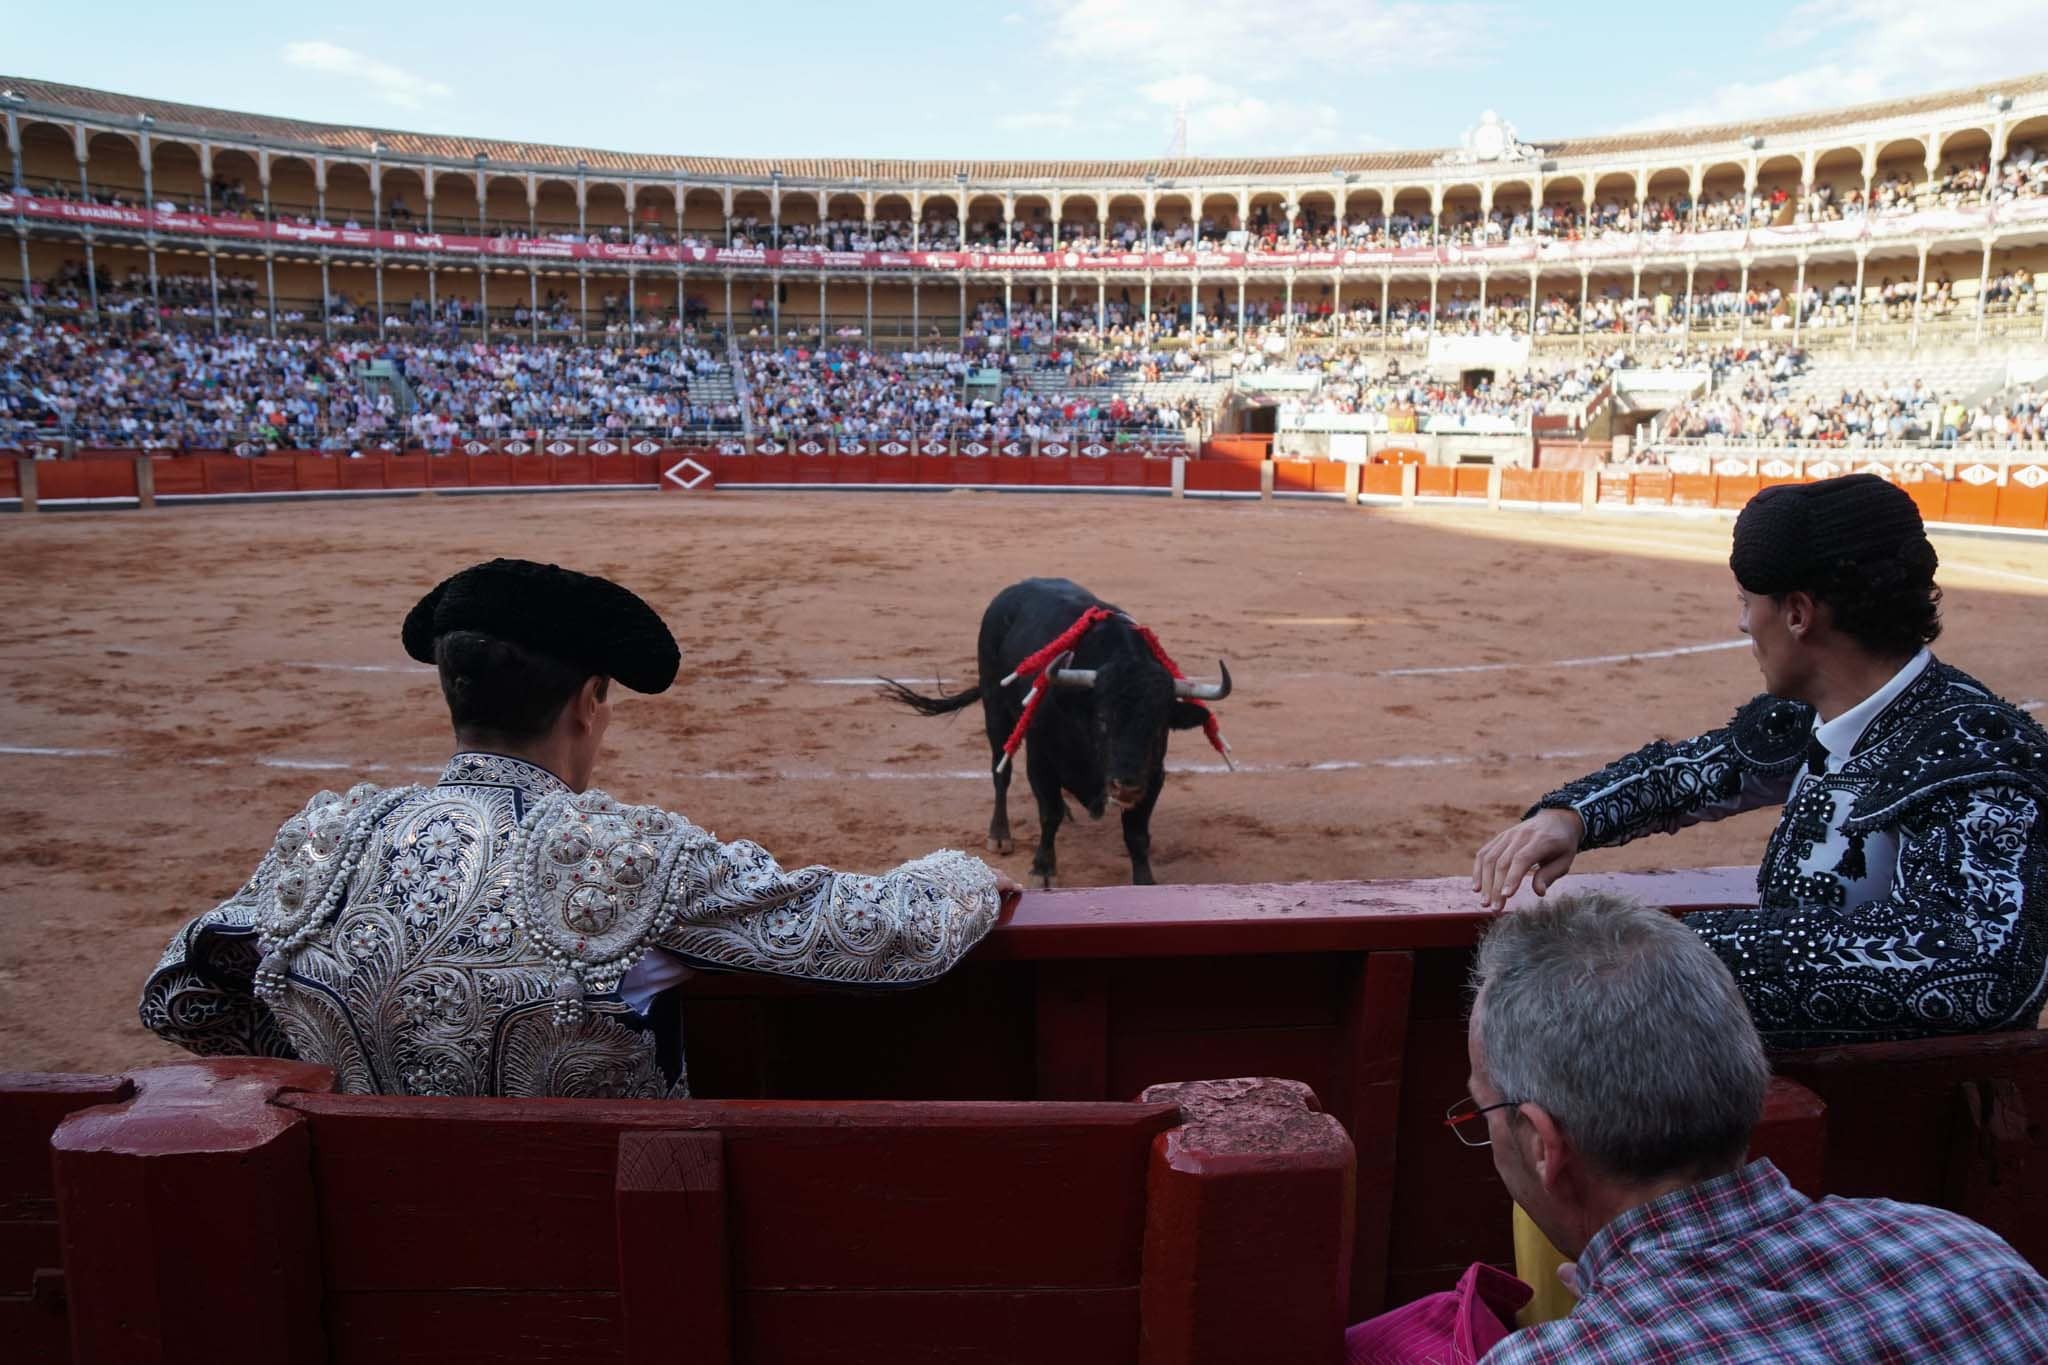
[1202,435,1272,465]
[11,454,2048,534]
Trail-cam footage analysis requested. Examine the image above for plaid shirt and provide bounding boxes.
[1484,1160,2048,1364]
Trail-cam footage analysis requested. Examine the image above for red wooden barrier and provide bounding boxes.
[0,1074,131,1364]
[1944,477,2000,525]
[1995,473,2048,530]
[0,461,17,499]
[1415,466,1454,498]
[43,1060,1350,1365]
[36,460,137,500]
[1361,465,1403,499]
[292,455,340,491]
[1182,461,1262,495]
[1713,475,1761,509]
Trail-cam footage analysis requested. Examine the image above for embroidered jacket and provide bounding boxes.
[1532,659,2048,1047]
[1484,1160,2048,1364]
[140,753,1003,1098]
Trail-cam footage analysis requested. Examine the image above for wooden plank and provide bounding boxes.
[0,1074,129,1202]
[1337,951,1414,1317]
[737,1288,1135,1364]
[1034,961,1109,1099]
[52,1060,332,1365]
[1111,1026,1339,1107]
[976,868,1757,960]
[1138,1078,1352,1365]
[287,1100,1176,1293]
[1751,1076,1826,1196]
[327,1291,621,1365]
[616,1132,728,1365]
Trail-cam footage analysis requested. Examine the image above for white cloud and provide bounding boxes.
[282,40,452,111]
[1033,0,1485,155]
[1629,0,2048,132]
[1001,11,1025,23]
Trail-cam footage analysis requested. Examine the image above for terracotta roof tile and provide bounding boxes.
[4,71,2044,185]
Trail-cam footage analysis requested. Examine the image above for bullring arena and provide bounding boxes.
[7,59,2048,1364]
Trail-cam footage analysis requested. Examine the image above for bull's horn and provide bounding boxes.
[1046,650,1097,689]
[1175,659,1233,701]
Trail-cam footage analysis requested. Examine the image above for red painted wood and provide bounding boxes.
[326,1291,621,1364]
[249,457,296,493]
[1774,1028,2048,1269]
[1453,467,1490,499]
[0,1071,130,1355]
[616,1131,728,1365]
[550,454,595,485]
[428,455,471,487]
[1994,476,2048,530]
[1139,1078,1352,1365]
[982,867,1756,960]
[592,456,641,485]
[1034,962,1109,1099]
[737,1288,1136,1364]
[512,455,557,486]
[37,459,138,500]
[1630,471,1673,505]
[1336,951,1413,1317]
[201,456,253,495]
[384,453,430,489]
[1414,466,1454,498]
[1183,461,1261,495]
[1671,473,1714,507]
[1751,1077,1826,1196]
[51,1060,334,1365]
[284,1096,1176,1292]
[0,461,19,499]
[1362,465,1403,498]
[1944,477,1999,525]
[147,458,202,496]
[292,455,340,491]
[1714,474,1762,509]
[872,455,916,484]
[338,456,387,490]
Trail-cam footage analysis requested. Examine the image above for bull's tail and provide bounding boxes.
[878,678,982,717]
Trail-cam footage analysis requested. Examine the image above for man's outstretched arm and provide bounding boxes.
[1474,694,1811,908]
[657,835,1013,987]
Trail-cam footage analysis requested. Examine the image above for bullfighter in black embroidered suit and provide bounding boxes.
[1474,474,2048,1048]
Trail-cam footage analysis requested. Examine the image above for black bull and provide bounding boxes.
[882,578,1232,887]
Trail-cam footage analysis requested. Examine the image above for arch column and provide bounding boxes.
[1975,237,1993,342]
[1909,243,1929,349]
[1792,252,1807,342]
[1736,255,1751,341]
[1380,271,1390,355]
[1851,248,1867,346]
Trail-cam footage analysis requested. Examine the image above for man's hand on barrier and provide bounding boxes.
[992,871,1024,925]
[1473,808,1585,911]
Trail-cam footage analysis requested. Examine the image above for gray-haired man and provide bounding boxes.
[1459,893,2048,1363]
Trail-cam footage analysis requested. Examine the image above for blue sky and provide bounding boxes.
[7,1,2044,161]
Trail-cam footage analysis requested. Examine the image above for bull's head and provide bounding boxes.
[1045,650,1233,810]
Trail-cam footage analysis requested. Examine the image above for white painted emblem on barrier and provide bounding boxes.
[841,441,866,455]
[797,440,825,455]
[999,441,1024,457]
[546,440,574,456]
[505,440,532,455]
[1855,463,1896,481]
[1043,442,1068,458]
[1806,459,1839,478]
[1713,457,1750,477]
[590,439,619,455]
[1761,459,1795,478]
[233,442,259,458]
[756,441,785,455]
[2012,465,2048,489]
[1081,442,1109,458]
[963,442,989,456]
[1959,463,1998,486]
[1665,454,1705,474]
[632,439,661,455]
[463,440,489,455]
[883,441,912,455]
[663,457,712,490]
[920,441,948,455]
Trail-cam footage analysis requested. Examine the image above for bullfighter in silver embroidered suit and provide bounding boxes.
[141,559,1014,1097]
[1474,475,2048,1049]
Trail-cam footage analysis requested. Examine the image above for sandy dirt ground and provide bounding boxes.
[3,490,2045,1073]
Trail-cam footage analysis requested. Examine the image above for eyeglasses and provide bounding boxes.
[1444,1094,1520,1147]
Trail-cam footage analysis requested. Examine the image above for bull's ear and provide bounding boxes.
[1169,701,1211,731]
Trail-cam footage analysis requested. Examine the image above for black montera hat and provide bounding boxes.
[1729,473,1935,596]
[402,559,680,693]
